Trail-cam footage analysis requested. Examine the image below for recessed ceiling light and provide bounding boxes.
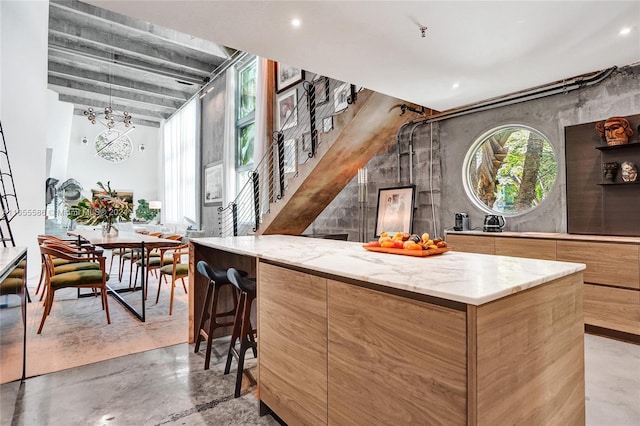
[291,18,301,28]
[619,27,631,35]
[452,82,460,89]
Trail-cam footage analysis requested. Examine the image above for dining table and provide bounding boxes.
[67,230,182,321]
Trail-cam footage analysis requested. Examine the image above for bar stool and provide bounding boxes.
[224,267,258,398]
[194,261,245,370]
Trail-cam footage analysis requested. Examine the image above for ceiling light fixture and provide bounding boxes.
[452,82,460,89]
[83,33,133,130]
[199,86,215,99]
[619,26,631,35]
[420,25,428,38]
[291,18,301,28]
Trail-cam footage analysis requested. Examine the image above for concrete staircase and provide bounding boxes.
[257,89,421,235]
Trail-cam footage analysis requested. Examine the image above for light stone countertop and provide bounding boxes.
[445,230,640,244]
[0,246,27,281]
[191,235,585,306]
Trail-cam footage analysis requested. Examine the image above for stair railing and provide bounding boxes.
[218,78,358,237]
[0,121,20,247]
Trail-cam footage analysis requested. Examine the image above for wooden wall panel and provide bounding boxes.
[258,263,328,426]
[565,114,640,236]
[556,240,639,289]
[584,284,640,335]
[474,273,585,426]
[446,234,495,255]
[327,280,467,425]
[494,237,556,260]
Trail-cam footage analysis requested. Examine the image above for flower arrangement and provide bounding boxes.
[68,181,132,234]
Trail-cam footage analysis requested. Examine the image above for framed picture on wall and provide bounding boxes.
[313,76,330,105]
[276,88,297,131]
[284,139,297,174]
[302,131,311,152]
[334,83,350,112]
[373,185,415,237]
[204,162,223,205]
[275,62,304,93]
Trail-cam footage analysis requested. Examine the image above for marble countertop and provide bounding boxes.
[191,235,585,306]
[445,230,640,244]
[0,246,27,281]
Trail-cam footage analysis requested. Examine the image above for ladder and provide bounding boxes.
[0,121,19,247]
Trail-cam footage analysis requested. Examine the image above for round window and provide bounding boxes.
[463,125,557,215]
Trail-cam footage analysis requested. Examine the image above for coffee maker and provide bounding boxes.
[483,215,505,232]
[454,212,470,231]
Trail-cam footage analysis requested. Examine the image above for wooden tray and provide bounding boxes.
[362,245,452,257]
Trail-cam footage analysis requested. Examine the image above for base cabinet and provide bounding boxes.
[446,233,640,340]
[258,261,584,425]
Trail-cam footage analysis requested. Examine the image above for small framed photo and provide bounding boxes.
[284,139,297,174]
[204,162,223,205]
[334,83,350,112]
[275,62,304,93]
[276,88,298,130]
[302,132,311,151]
[313,76,330,105]
[322,116,333,133]
[374,185,416,237]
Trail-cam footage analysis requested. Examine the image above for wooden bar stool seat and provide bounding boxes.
[224,268,258,398]
[194,261,246,370]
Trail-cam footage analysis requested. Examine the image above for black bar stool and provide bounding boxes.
[224,267,258,398]
[194,261,246,370]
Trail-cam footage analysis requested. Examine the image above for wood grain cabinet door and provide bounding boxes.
[258,262,328,426]
[327,280,467,425]
[446,234,495,255]
[556,241,640,289]
[494,237,556,260]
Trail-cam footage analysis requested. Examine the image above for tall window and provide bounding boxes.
[163,98,197,224]
[236,58,257,191]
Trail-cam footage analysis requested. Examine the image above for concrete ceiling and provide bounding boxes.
[86,1,640,114]
[47,0,233,128]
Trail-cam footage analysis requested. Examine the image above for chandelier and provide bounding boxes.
[83,106,133,129]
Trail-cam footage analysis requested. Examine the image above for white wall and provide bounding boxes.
[67,115,161,213]
[0,1,48,277]
[46,90,73,180]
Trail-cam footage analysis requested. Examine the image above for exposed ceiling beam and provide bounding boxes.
[48,44,203,86]
[50,0,231,59]
[72,107,159,128]
[48,62,190,102]
[48,75,183,110]
[56,92,169,121]
[48,28,216,79]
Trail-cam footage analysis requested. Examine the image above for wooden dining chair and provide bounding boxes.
[156,243,189,315]
[38,245,110,334]
[131,234,183,289]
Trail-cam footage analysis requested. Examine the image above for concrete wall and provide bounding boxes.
[46,90,74,181]
[312,64,640,239]
[200,71,227,236]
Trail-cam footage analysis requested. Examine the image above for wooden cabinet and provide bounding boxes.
[494,237,556,260]
[446,234,495,254]
[556,241,639,289]
[446,232,640,340]
[327,280,467,425]
[258,263,328,425]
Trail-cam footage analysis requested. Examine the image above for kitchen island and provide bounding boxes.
[189,235,586,425]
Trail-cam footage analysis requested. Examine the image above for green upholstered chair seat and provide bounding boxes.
[122,250,157,260]
[8,268,24,278]
[50,270,109,288]
[52,258,74,266]
[54,262,100,274]
[0,277,23,295]
[160,264,188,276]
[136,256,173,267]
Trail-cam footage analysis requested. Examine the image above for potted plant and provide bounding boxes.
[68,181,132,236]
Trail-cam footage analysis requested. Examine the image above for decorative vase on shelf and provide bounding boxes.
[101,221,119,237]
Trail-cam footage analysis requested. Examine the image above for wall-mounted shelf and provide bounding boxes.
[595,143,640,152]
[597,181,640,186]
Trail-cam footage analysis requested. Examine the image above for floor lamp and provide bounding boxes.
[358,168,368,242]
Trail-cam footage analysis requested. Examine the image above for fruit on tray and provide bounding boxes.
[369,232,447,251]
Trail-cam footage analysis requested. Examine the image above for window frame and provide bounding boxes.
[461,123,558,217]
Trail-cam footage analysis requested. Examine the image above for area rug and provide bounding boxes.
[1,269,189,384]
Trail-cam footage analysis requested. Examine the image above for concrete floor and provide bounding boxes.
[1,334,639,425]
